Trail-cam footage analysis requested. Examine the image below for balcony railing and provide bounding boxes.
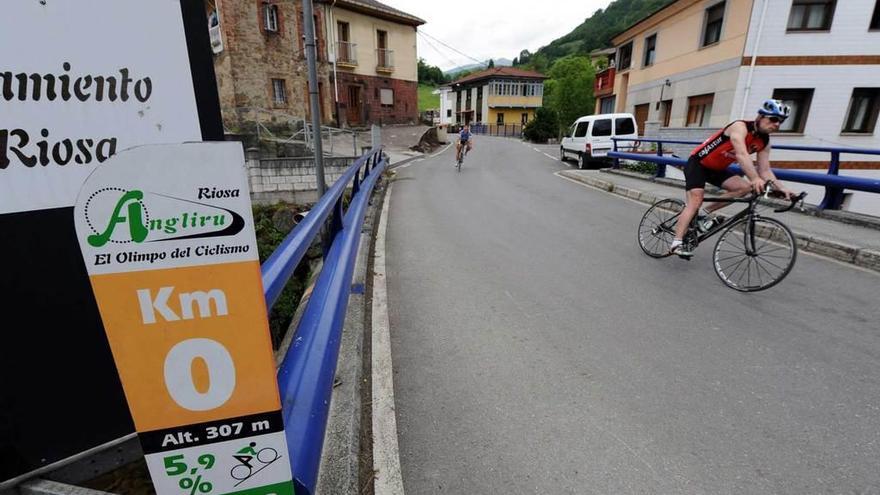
[336,41,357,66]
[376,48,394,73]
[209,24,223,54]
[594,67,615,97]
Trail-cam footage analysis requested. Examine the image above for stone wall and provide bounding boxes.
[247,155,359,204]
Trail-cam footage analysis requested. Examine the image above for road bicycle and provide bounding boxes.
[637,183,807,292]
[456,144,470,172]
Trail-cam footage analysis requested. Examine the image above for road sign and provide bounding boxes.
[73,142,294,495]
[0,0,223,484]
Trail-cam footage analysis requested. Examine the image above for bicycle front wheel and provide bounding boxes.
[713,216,797,292]
[638,198,684,258]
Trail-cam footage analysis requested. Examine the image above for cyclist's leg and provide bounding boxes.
[466,141,472,154]
[455,141,462,160]
[704,172,750,214]
[673,157,707,242]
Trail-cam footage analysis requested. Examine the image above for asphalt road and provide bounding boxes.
[385,136,880,494]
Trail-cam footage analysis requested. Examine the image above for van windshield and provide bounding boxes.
[615,118,635,135]
[592,119,612,136]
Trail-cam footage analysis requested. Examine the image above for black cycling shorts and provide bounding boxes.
[684,155,736,191]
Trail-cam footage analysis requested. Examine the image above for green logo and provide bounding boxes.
[85,189,245,247]
[88,190,149,247]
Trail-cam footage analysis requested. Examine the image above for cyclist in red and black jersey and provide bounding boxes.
[670,99,797,257]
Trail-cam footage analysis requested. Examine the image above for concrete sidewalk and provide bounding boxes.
[558,168,880,272]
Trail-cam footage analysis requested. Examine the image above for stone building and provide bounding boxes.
[205,0,423,149]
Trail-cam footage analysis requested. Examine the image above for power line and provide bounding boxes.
[419,30,488,69]
[416,31,460,70]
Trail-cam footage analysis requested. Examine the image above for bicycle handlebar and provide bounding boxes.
[773,191,808,213]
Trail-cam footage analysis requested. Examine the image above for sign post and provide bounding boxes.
[73,142,294,495]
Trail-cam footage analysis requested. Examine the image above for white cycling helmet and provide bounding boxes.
[758,99,791,120]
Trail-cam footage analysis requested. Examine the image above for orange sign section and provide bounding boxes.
[89,260,279,432]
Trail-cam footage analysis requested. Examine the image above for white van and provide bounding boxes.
[560,113,638,169]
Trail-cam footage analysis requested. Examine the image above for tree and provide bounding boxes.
[544,55,595,133]
[519,49,532,65]
[418,58,448,86]
[487,59,495,68]
[523,107,559,143]
[512,57,519,66]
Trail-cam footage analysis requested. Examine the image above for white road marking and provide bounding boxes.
[429,143,453,157]
[372,182,406,495]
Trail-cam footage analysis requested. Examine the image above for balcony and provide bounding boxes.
[209,24,223,54]
[594,67,615,97]
[336,41,357,68]
[376,49,394,74]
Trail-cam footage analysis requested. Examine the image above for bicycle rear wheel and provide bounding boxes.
[638,198,684,258]
[713,216,797,292]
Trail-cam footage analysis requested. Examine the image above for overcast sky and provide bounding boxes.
[379,0,614,71]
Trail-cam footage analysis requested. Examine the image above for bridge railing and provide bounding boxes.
[610,137,880,210]
[261,146,386,494]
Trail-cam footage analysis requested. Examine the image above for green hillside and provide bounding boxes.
[418,84,439,112]
[517,0,675,68]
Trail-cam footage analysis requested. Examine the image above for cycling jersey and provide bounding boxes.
[459,130,471,142]
[690,120,769,171]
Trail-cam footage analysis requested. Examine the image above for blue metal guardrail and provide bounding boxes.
[261,147,386,494]
[610,137,880,209]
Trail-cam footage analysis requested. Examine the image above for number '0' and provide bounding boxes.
[164,338,236,411]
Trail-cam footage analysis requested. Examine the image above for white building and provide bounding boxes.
[731,0,880,167]
[436,86,454,126]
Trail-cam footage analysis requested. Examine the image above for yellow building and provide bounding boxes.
[450,67,547,130]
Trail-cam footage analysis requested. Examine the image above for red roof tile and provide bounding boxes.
[451,67,548,86]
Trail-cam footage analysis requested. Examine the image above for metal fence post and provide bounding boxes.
[613,139,620,169]
[655,142,666,178]
[353,131,358,156]
[819,150,845,209]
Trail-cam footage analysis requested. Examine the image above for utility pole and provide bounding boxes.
[303,0,326,196]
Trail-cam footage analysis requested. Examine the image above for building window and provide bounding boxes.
[771,88,814,133]
[272,78,286,104]
[871,1,880,30]
[787,1,836,31]
[643,34,657,67]
[521,113,529,125]
[686,93,714,127]
[842,88,880,133]
[702,2,725,47]
[263,3,279,32]
[380,88,394,108]
[660,99,673,127]
[600,96,616,114]
[618,42,633,70]
[447,109,452,118]
[497,113,504,124]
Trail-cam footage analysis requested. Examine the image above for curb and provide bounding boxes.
[558,170,880,273]
[386,154,423,170]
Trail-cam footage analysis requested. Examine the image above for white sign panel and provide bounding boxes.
[0,0,203,214]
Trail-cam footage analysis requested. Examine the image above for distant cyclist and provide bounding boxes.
[456,124,473,162]
[670,99,796,258]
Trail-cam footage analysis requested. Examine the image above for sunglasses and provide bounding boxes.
[767,116,786,124]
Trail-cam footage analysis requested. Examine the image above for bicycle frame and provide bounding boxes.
[692,195,760,251]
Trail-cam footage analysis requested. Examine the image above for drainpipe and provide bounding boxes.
[330,0,340,127]
[739,0,769,119]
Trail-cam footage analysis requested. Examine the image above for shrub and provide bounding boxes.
[523,107,559,143]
